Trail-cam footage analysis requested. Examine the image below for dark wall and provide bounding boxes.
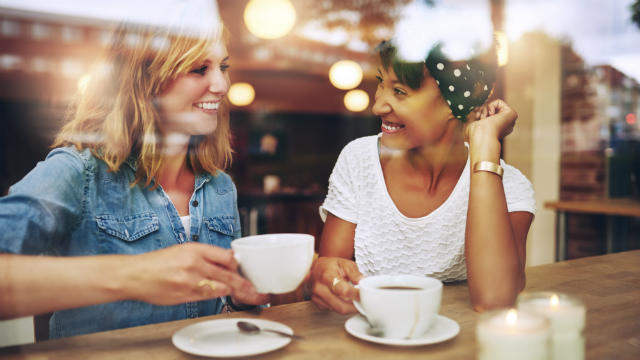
[229,110,379,192]
[0,100,65,195]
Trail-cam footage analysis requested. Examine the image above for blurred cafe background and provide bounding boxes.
[1,0,640,346]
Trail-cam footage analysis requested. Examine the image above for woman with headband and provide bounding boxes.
[311,38,535,314]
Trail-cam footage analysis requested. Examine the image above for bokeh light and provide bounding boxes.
[244,0,296,40]
[495,31,509,67]
[344,89,369,112]
[329,60,363,90]
[228,82,255,106]
[77,74,91,93]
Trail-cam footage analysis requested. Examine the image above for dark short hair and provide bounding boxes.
[376,39,497,121]
[376,40,425,90]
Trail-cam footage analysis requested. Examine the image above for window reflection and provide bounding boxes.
[0,0,639,345]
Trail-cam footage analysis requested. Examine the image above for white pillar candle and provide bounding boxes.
[476,308,550,360]
[517,292,586,360]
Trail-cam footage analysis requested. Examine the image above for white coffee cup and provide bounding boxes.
[353,275,443,339]
[231,233,314,294]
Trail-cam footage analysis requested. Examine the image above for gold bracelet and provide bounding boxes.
[473,161,504,178]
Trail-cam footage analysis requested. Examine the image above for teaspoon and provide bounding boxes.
[236,321,303,340]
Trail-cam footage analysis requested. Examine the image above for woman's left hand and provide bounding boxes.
[465,99,518,142]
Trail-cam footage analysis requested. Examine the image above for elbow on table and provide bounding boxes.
[469,276,526,312]
[471,293,516,312]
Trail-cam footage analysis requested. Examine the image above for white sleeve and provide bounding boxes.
[319,143,359,224]
[501,161,536,215]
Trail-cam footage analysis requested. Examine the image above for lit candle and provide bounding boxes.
[517,292,585,360]
[476,308,550,360]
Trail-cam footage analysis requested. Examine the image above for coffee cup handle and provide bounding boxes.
[352,285,380,331]
[353,300,367,316]
[351,285,367,316]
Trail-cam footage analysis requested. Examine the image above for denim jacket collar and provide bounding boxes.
[195,172,212,191]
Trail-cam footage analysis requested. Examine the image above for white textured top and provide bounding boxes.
[320,134,536,282]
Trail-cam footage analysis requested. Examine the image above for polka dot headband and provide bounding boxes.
[424,43,497,121]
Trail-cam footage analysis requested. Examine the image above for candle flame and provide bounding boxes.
[550,294,559,308]
[506,309,518,325]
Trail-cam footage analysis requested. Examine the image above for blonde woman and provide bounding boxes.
[0,21,268,337]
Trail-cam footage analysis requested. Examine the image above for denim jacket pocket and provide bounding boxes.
[204,216,235,248]
[96,212,160,242]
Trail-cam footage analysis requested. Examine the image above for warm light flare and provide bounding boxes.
[228,82,255,107]
[495,31,509,67]
[244,0,296,40]
[550,294,560,309]
[506,309,518,325]
[344,89,369,112]
[77,74,91,93]
[329,60,363,90]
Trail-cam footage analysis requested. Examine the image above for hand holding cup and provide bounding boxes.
[310,256,363,314]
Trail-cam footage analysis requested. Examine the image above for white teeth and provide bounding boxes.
[196,102,219,110]
[382,122,403,131]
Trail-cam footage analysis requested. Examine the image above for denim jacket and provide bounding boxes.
[0,146,242,338]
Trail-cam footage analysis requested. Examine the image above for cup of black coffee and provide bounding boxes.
[353,275,443,339]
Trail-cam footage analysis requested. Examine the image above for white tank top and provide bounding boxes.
[180,215,191,239]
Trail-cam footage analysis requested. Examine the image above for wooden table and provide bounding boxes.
[545,199,640,260]
[2,251,639,359]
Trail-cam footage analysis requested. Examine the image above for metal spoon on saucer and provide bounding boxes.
[236,321,304,340]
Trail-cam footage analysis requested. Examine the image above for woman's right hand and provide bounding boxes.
[310,256,363,315]
[123,242,265,306]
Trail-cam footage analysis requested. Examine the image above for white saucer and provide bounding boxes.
[344,314,460,346]
[172,318,293,357]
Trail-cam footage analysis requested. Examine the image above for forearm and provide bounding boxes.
[465,133,525,311]
[318,213,356,259]
[0,254,132,319]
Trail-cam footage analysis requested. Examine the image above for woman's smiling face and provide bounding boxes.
[373,65,455,150]
[155,42,230,137]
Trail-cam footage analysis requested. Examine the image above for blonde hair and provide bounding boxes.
[53,21,232,187]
